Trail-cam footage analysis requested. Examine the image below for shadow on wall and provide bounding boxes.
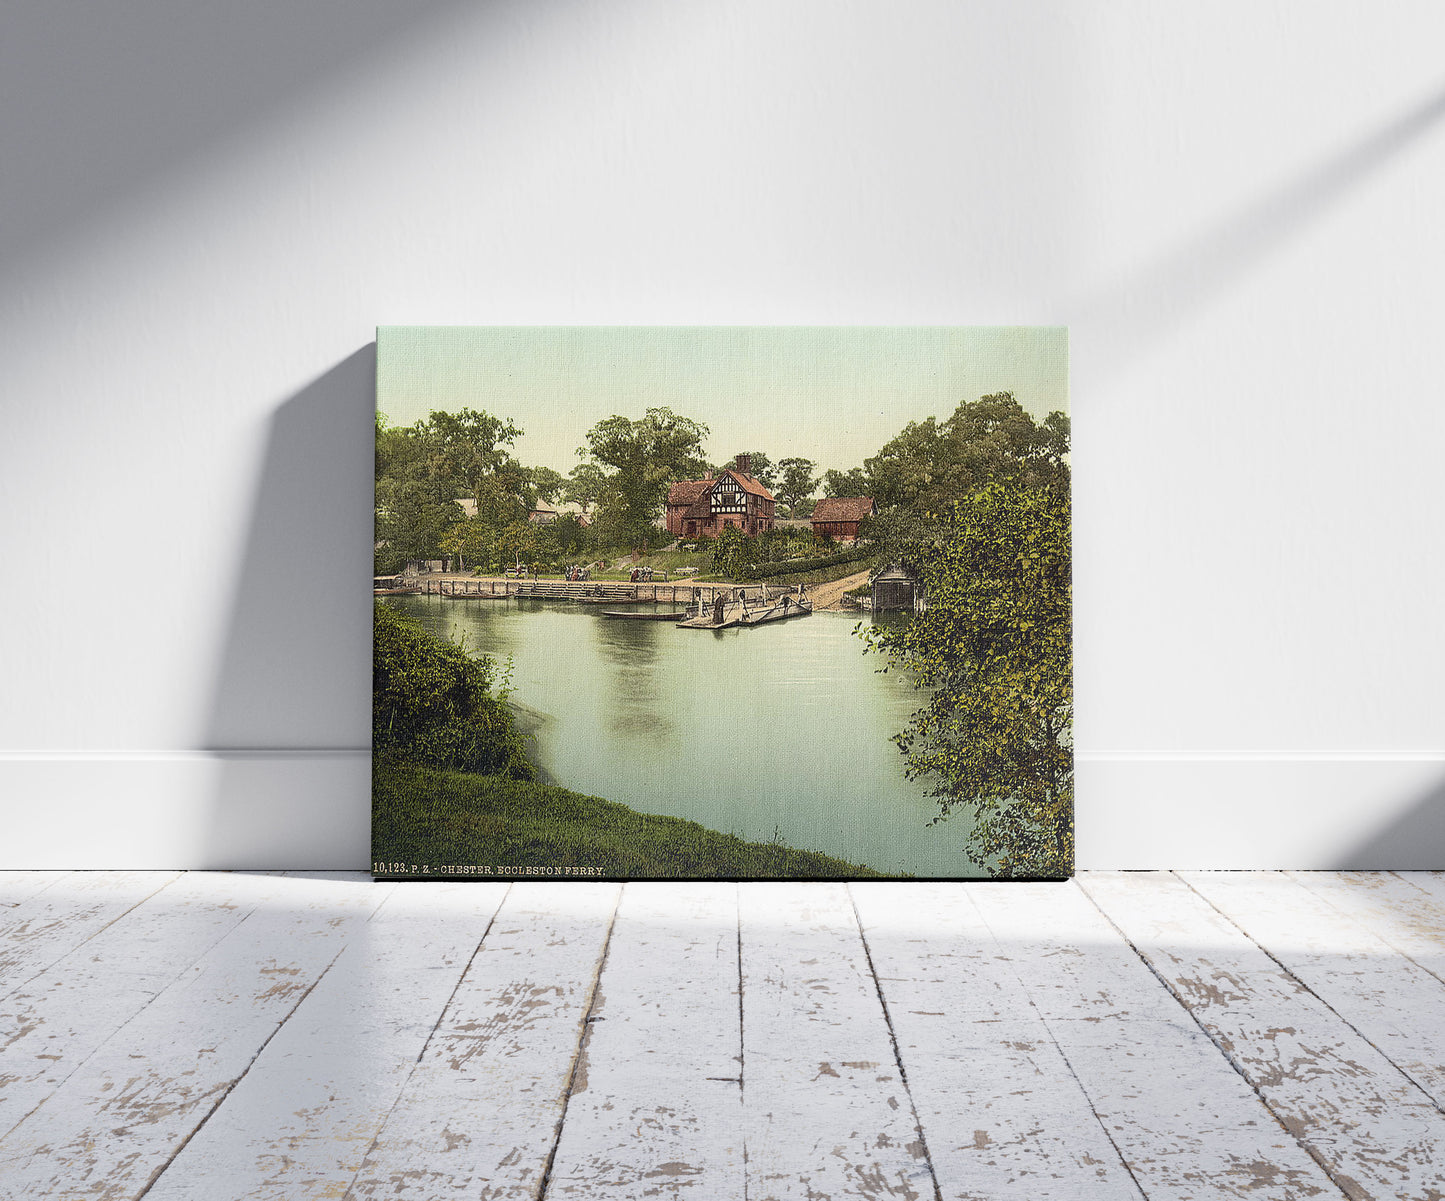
[1074,83,1445,382]
[1336,771,1445,871]
[201,346,376,869]
[0,0,476,279]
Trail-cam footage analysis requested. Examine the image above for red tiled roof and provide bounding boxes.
[670,470,776,519]
[728,470,775,501]
[811,497,875,523]
[667,479,712,506]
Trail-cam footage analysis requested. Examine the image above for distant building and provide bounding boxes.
[811,497,876,542]
[666,454,777,539]
[870,561,925,613]
[527,508,559,524]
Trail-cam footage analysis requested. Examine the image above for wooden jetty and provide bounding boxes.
[677,589,813,630]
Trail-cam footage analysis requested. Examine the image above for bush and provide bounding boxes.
[749,545,871,579]
[710,526,758,578]
[373,602,535,779]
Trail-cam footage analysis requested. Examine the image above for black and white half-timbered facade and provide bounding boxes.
[665,454,777,539]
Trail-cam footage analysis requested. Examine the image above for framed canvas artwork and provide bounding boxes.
[372,327,1071,880]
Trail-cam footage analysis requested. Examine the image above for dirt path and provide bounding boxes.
[806,568,872,611]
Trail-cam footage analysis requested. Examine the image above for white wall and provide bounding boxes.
[3,0,1442,869]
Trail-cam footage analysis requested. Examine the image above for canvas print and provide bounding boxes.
[373,327,1071,880]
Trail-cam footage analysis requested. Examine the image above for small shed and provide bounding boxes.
[810,496,876,542]
[870,561,924,613]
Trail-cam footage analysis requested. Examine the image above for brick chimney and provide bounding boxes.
[735,453,751,476]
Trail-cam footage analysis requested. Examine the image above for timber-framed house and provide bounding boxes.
[666,454,777,539]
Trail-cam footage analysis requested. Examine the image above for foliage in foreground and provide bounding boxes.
[373,762,894,879]
[373,602,534,779]
[862,479,1072,878]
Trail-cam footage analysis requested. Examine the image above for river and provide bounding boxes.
[383,594,978,877]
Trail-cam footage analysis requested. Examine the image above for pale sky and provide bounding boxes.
[376,327,1068,476]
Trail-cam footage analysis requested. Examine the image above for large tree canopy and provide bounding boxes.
[821,466,869,499]
[862,478,1072,877]
[376,407,554,572]
[421,408,527,508]
[579,407,710,548]
[865,392,1069,514]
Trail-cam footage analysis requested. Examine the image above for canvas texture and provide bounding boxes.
[372,327,1071,880]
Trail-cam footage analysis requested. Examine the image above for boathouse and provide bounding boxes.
[811,496,876,542]
[870,561,925,613]
[666,455,777,539]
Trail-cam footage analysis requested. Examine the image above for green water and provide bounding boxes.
[384,595,976,877]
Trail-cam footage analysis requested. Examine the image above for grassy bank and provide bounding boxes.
[373,761,895,879]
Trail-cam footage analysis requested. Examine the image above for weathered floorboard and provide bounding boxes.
[544,882,744,1199]
[977,881,1341,1199]
[851,882,1143,1200]
[739,882,937,1201]
[0,871,294,1140]
[0,872,390,1199]
[0,871,182,1000]
[1184,870,1445,1112]
[0,870,68,908]
[1085,871,1445,1199]
[1288,871,1445,982]
[144,881,510,1201]
[9,871,1445,1201]
[346,882,621,1199]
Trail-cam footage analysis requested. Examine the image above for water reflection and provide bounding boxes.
[381,595,973,876]
[593,618,673,738]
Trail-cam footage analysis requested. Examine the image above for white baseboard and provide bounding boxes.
[1076,753,1445,870]
[0,751,370,870]
[1,752,1442,870]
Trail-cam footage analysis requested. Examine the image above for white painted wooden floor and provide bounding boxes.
[3,873,1445,1199]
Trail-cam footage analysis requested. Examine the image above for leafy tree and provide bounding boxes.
[529,466,566,506]
[563,461,607,517]
[375,408,533,569]
[860,479,1072,877]
[579,408,710,549]
[375,408,574,570]
[495,520,543,571]
[549,512,590,557]
[421,408,525,506]
[373,602,534,778]
[375,482,463,573]
[439,517,493,572]
[775,456,819,516]
[865,393,1069,514]
[822,466,870,498]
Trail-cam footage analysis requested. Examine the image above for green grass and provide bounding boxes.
[372,760,896,879]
